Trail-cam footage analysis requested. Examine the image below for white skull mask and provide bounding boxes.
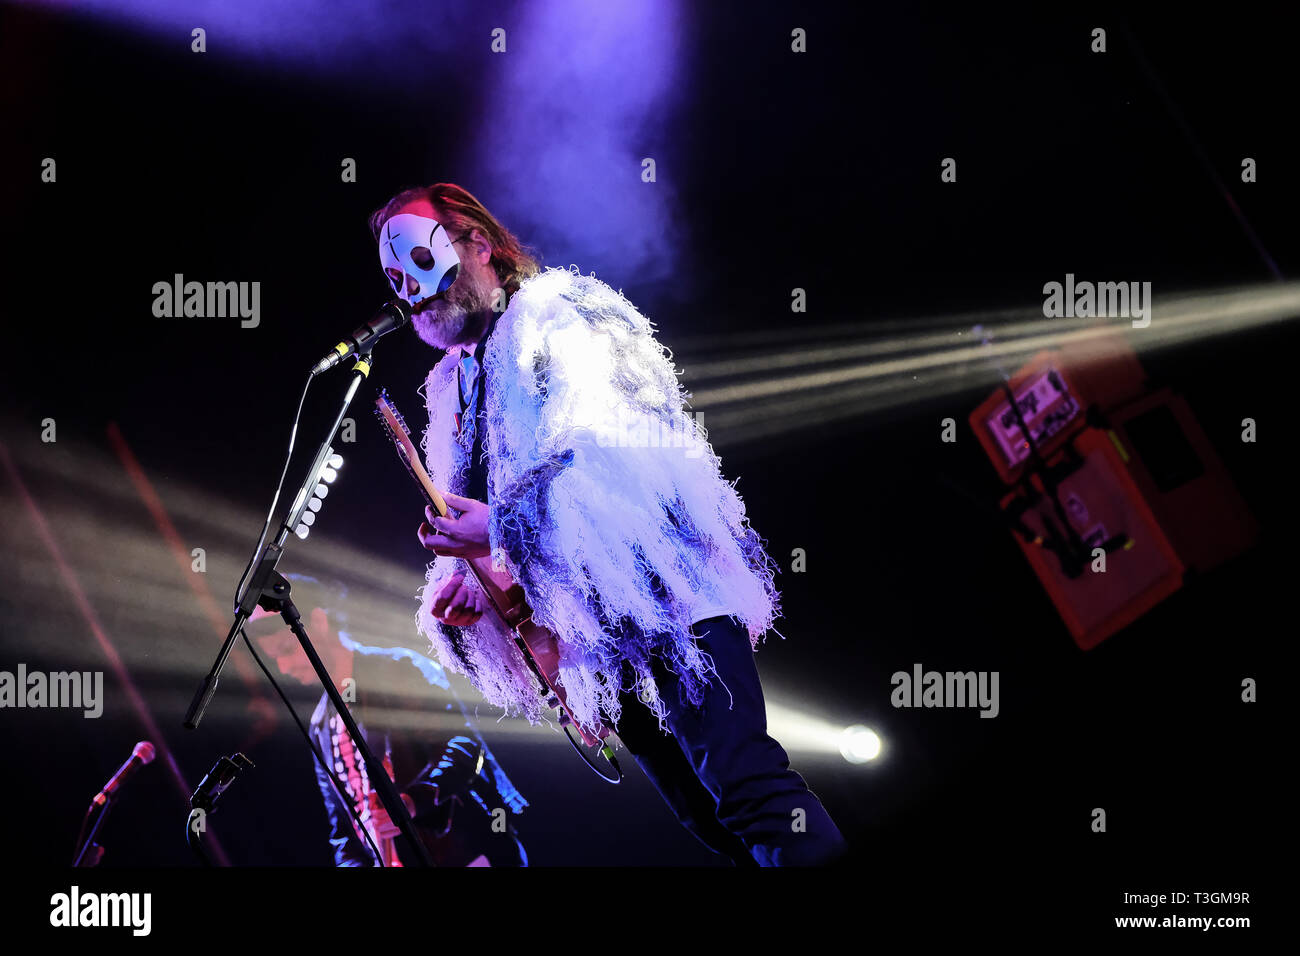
[378,213,462,305]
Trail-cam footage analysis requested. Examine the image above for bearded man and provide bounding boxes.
[371,182,846,866]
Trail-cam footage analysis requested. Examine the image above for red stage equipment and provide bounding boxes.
[969,328,1258,649]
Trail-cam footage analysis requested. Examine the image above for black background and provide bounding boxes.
[0,1,1289,924]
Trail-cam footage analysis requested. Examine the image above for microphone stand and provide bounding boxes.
[182,345,432,867]
[188,753,254,866]
[72,802,111,867]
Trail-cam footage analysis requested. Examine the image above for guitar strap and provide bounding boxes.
[454,316,498,503]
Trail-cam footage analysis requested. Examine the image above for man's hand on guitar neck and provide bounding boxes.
[418,492,491,559]
[420,493,492,627]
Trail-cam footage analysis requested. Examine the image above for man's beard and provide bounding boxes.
[411,271,494,350]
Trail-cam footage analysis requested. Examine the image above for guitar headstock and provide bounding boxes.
[373,386,447,517]
[374,387,411,437]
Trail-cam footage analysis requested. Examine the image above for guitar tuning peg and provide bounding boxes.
[546,695,560,709]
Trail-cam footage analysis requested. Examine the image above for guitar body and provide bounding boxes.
[374,389,610,749]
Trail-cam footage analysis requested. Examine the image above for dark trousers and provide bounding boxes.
[608,616,847,866]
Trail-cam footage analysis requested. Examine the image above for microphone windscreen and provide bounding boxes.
[390,298,413,327]
[133,741,157,765]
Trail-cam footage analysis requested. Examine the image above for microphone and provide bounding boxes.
[190,752,255,813]
[312,299,413,375]
[93,741,156,806]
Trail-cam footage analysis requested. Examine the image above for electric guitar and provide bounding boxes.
[373,388,614,754]
[365,750,404,867]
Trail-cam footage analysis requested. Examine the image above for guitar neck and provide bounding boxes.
[374,391,521,619]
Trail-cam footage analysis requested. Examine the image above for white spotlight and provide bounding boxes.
[839,725,882,764]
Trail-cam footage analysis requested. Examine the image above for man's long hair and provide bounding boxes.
[368,183,541,298]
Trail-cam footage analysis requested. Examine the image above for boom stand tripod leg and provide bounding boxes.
[258,571,432,866]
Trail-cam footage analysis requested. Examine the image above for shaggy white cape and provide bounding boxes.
[415,266,780,734]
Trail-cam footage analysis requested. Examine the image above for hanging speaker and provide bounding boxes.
[999,428,1185,650]
[1105,387,1258,574]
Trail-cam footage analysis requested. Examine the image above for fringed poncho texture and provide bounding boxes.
[415,266,780,735]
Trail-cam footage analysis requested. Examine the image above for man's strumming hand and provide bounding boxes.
[428,572,487,627]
